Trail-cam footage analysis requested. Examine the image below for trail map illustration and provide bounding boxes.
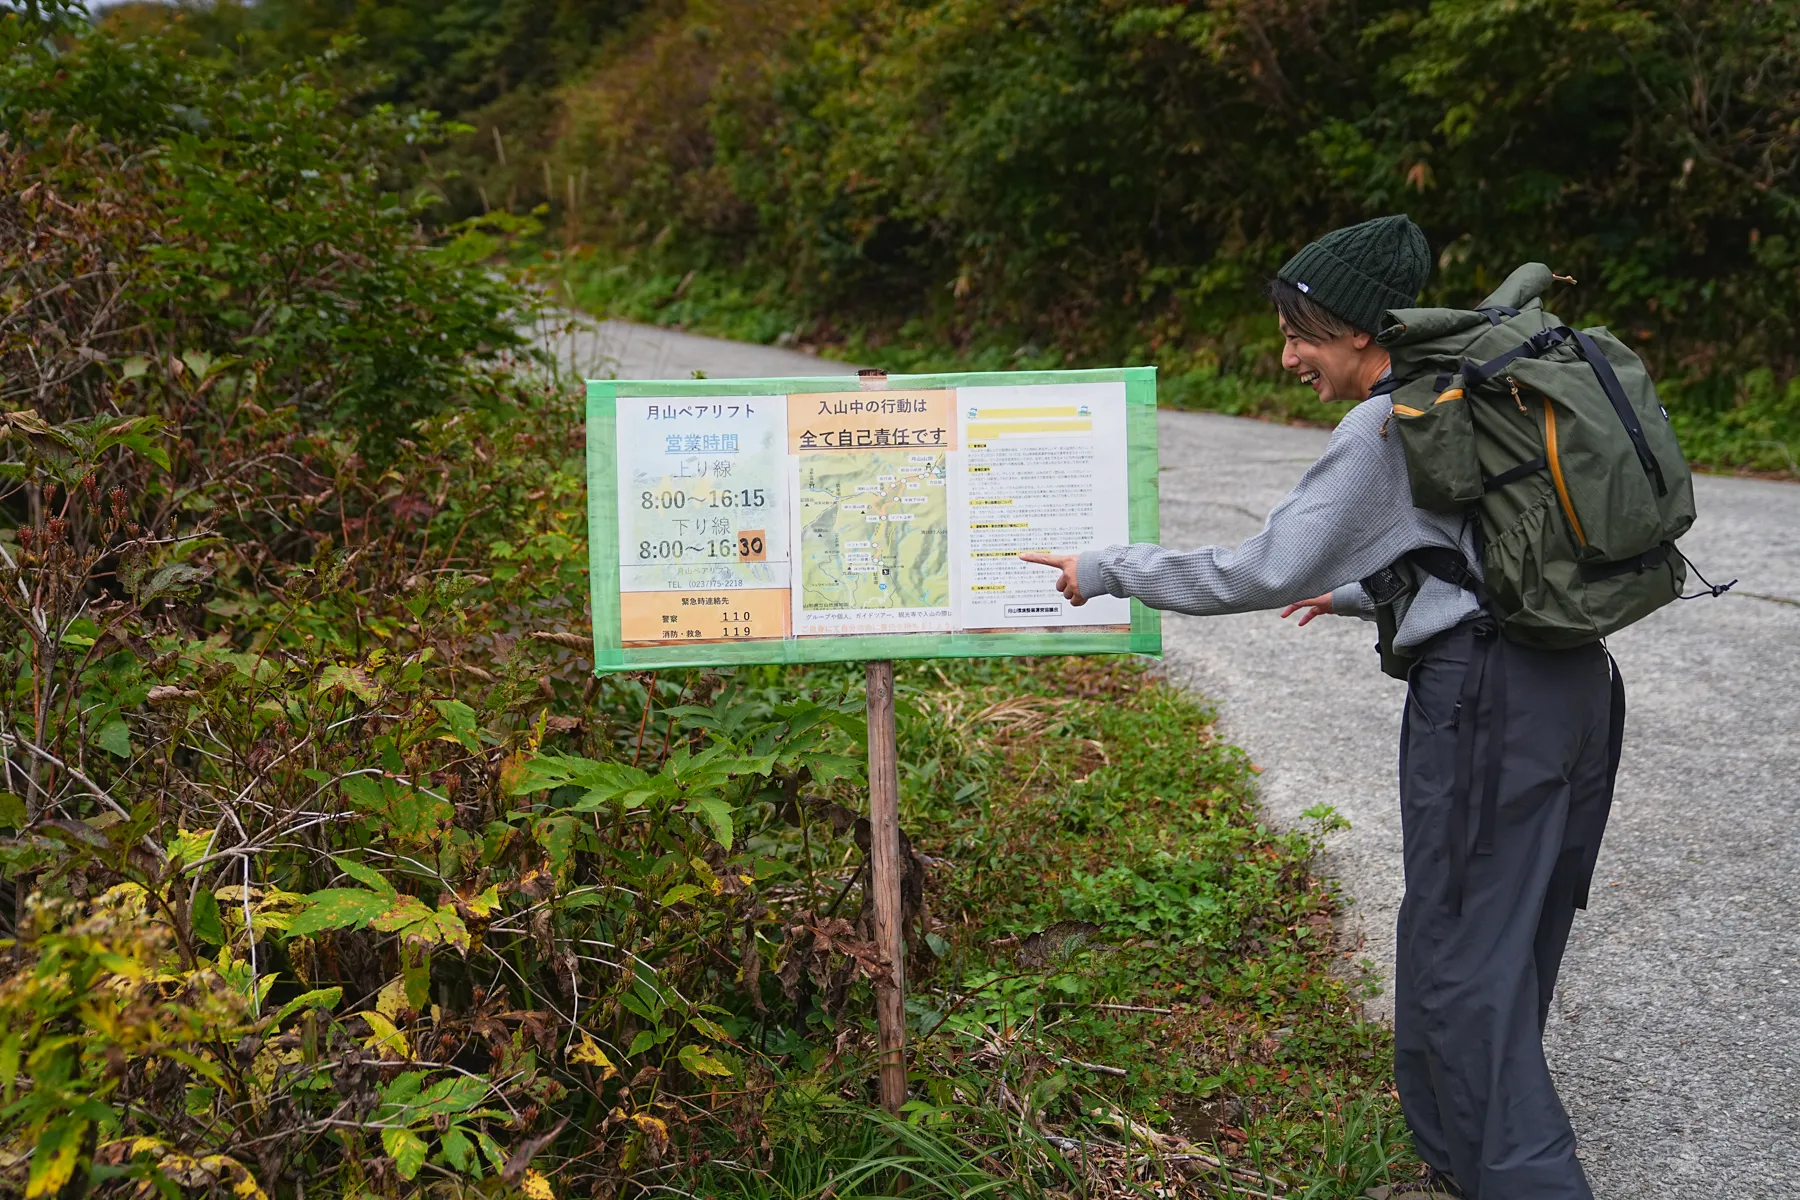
[797,451,950,611]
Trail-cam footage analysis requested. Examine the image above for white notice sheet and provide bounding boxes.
[951,382,1132,631]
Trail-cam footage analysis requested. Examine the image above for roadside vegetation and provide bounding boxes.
[555,0,1800,476]
[2,11,1415,1200]
[97,1,1800,478]
[552,0,1800,477]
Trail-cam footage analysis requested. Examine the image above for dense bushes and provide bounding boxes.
[1,16,588,1194]
[0,21,529,443]
[4,16,1408,1200]
[105,0,644,232]
[558,0,1800,472]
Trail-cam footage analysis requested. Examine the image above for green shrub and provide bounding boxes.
[1,17,529,442]
[557,0,1800,472]
[2,16,1415,1199]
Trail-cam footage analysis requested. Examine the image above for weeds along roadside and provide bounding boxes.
[0,360,1416,1197]
[0,383,1417,1199]
[2,476,1416,1200]
[0,21,1414,1200]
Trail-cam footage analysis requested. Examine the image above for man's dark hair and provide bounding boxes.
[1265,277,1361,342]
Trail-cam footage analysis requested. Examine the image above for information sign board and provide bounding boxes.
[586,367,1160,670]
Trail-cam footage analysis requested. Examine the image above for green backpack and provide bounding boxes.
[1361,262,1726,679]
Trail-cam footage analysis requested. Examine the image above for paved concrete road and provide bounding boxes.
[538,315,858,383]
[574,320,1800,1198]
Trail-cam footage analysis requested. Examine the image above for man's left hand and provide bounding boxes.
[1280,592,1334,626]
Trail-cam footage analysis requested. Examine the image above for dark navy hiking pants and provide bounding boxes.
[1395,620,1620,1200]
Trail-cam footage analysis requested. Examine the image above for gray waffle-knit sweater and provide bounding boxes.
[1075,393,1483,650]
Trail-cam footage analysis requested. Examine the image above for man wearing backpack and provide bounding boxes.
[1025,214,1705,1200]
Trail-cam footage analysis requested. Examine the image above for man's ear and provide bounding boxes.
[1350,330,1374,350]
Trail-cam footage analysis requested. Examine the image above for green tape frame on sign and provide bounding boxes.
[586,367,1160,672]
[586,390,620,670]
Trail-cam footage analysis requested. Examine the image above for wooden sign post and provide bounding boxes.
[586,364,1161,1116]
[864,659,908,1112]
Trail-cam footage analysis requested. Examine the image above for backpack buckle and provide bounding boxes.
[1525,327,1568,355]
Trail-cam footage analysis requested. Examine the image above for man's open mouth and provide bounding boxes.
[1299,370,1321,387]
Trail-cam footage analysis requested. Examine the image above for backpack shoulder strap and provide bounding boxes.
[1407,543,1487,607]
[1459,324,1669,498]
[1568,328,1668,497]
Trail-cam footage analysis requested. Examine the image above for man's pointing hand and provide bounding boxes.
[1019,552,1086,606]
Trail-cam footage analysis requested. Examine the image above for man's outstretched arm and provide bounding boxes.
[1046,399,1417,617]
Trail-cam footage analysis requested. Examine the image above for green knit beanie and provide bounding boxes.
[1276,215,1431,335]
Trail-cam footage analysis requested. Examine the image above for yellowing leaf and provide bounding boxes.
[475,1129,509,1175]
[688,1016,732,1043]
[461,884,502,918]
[533,814,580,876]
[430,905,471,953]
[26,1116,86,1198]
[98,881,149,913]
[342,778,452,846]
[316,663,382,705]
[677,1042,734,1078]
[411,1075,487,1118]
[370,894,435,936]
[659,884,704,907]
[375,977,410,1021]
[382,1126,429,1180]
[568,1036,618,1078]
[286,889,390,937]
[521,1169,555,1200]
[167,828,217,868]
[359,1010,408,1059]
[497,753,535,796]
[688,857,721,894]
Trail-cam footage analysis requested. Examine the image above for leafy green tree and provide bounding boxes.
[105,0,644,221]
[558,0,1800,469]
[2,19,530,439]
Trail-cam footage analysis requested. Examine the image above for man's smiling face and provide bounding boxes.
[1280,317,1375,405]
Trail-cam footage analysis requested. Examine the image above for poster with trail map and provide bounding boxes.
[586,368,1161,670]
